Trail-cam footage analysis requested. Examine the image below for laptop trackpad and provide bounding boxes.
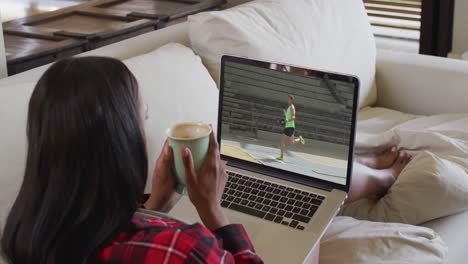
[170,197,263,238]
[224,209,264,238]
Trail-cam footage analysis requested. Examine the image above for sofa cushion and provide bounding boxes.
[0,83,35,228]
[422,210,468,264]
[123,43,219,192]
[320,216,448,264]
[188,0,377,109]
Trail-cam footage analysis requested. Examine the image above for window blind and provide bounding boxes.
[364,0,422,40]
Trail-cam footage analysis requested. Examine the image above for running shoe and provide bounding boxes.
[299,136,305,145]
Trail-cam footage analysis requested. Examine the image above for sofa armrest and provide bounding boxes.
[0,12,7,78]
[375,49,468,115]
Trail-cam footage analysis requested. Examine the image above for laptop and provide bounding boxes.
[170,55,359,263]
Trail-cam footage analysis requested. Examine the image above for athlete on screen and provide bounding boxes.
[277,95,305,161]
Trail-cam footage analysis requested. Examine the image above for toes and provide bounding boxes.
[381,146,399,159]
[383,145,396,155]
[399,152,412,165]
[387,146,399,159]
[406,154,413,164]
[398,153,406,164]
[400,154,407,164]
[409,155,414,161]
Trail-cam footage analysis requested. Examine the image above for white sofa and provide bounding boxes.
[0,12,7,78]
[1,20,468,264]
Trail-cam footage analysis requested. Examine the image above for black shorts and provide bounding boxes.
[283,127,295,137]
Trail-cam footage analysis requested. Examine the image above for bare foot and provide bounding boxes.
[378,152,411,186]
[385,152,412,180]
[355,146,399,169]
[347,153,413,202]
[375,152,412,196]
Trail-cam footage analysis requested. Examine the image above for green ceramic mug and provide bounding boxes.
[167,123,212,194]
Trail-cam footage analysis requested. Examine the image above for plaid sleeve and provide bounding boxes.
[97,216,263,264]
[213,224,263,264]
[182,224,263,264]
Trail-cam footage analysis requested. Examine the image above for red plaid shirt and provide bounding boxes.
[97,212,263,263]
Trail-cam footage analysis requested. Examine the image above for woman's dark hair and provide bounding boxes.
[1,57,148,264]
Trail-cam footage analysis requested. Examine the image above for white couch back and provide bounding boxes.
[0,11,7,78]
[375,50,468,115]
[189,0,377,109]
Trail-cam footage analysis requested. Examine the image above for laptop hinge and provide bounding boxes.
[226,160,334,192]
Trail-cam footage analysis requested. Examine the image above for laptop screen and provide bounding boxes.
[219,56,359,188]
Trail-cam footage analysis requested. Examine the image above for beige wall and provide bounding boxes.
[453,0,468,55]
[0,10,7,78]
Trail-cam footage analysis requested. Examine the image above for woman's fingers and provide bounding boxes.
[155,140,172,174]
[208,130,222,162]
[160,139,170,155]
[208,129,219,153]
[167,144,173,159]
[162,141,173,163]
[182,147,197,185]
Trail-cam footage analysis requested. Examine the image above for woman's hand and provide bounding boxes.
[144,140,181,213]
[182,130,229,231]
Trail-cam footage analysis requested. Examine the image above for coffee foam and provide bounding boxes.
[169,123,211,139]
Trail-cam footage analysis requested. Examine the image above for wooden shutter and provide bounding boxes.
[364,0,422,41]
[363,0,455,57]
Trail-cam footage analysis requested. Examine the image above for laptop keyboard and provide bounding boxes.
[221,171,326,231]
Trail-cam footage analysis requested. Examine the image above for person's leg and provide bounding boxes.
[277,134,286,160]
[293,136,304,144]
[347,152,411,203]
[354,146,399,169]
[290,134,296,145]
[289,130,305,145]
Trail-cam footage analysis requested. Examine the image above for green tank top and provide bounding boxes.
[286,106,295,128]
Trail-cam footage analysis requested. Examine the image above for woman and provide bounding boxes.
[1,57,263,264]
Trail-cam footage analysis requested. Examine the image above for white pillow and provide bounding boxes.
[0,82,35,228]
[321,216,448,264]
[188,0,377,109]
[123,43,219,192]
[342,151,468,225]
